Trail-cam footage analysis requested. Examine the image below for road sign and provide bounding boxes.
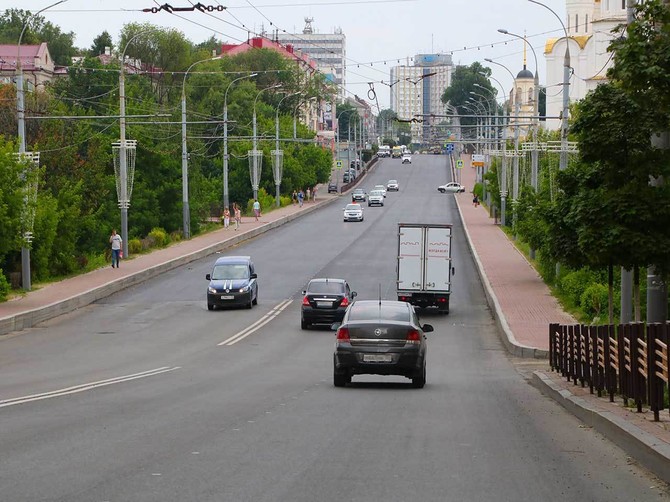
[472,154,485,167]
[336,160,342,169]
[446,143,454,153]
[456,159,464,169]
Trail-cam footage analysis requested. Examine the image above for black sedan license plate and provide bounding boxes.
[221,295,234,300]
[363,354,392,363]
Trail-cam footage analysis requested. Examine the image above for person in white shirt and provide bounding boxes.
[109,229,123,268]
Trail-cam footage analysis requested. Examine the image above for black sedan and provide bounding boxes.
[333,300,432,388]
[301,278,356,329]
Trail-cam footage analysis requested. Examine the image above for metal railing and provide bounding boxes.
[550,322,670,421]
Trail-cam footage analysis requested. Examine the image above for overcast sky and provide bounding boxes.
[21,0,569,109]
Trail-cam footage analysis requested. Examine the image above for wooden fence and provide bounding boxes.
[549,322,670,421]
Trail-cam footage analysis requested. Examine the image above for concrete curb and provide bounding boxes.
[531,370,670,485]
[454,195,548,359]
[0,195,343,337]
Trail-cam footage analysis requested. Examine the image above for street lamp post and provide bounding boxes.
[528,0,570,170]
[274,91,299,207]
[181,56,221,239]
[116,29,155,259]
[223,73,257,211]
[499,28,541,190]
[252,84,281,200]
[15,0,67,290]
[336,108,356,184]
[485,58,521,227]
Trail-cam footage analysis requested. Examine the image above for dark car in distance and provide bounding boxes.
[206,255,258,310]
[328,181,339,193]
[351,188,366,202]
[301,278,356,329]
[333,300,432,388]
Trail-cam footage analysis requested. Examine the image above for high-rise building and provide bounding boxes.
[543,0,630,130]
[390,54,452,145]
[277,18,346,103]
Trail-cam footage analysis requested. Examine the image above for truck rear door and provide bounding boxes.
[424,226,451,292]
[398,226,424,291]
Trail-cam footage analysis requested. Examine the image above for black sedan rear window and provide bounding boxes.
[348,303,409,322]
[308,282,344,294]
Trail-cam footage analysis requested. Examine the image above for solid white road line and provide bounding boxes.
[218,299,294,346]
[0,366,181,409]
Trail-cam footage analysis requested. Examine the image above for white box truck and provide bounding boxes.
[397,223,454,313]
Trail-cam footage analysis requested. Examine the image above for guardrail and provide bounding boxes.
[549,322,670,421]
[340,156,379,193]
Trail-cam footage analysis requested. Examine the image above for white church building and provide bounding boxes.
[544,0,629,130]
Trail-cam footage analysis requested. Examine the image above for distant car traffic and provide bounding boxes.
[343,203,364,222]
[206,255,258,310]
[401,153,412,164]
[301,278,357,329]
[386,179,399,191]
[373,184,387,197]
[438,182,465,193]
[332,300,433,388]
[367,189,385,207]
[351,188,366,202]
[328,181,339,193]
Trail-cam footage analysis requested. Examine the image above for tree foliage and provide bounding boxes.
[0,9,76,65]
[0,20,333,287]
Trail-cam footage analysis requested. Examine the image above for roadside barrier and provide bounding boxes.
[549,322,670,421]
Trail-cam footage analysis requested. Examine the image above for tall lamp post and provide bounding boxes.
[499,28,541,190]
[116,29,155,259]
[528,0,570,171]
[223,73,257,210]
[181,56,221,239]
[335,108,356,184]
[485,58,520,227]
[16,0,67,290]
[251,84,282,200]
[274,91,299,207]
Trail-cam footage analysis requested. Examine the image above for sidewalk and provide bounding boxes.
[454,153,670,485]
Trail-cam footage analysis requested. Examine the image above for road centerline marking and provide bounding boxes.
[218,299,294,346]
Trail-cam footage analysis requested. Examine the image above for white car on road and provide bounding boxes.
[438,182,465,193]
[386,179,399,191]
[343,203,364,222]
[373,184,387,197]
[367,190,385,207]
[401,153,412,164]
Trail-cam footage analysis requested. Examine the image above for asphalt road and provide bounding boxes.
[1,155,668,501]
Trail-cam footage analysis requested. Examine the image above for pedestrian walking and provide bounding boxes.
[223,206,230,228]
[292,190,298,205]
[297,189,304,207]
[472,194,480,207]
[312,186,317,202]
[109,229,122,268]
[234,203,241,230]
[306,187,311,202]
[253,199,261,221]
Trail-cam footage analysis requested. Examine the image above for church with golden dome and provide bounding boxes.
[543,0,629,130]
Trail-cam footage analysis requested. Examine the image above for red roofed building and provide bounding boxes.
[0,43,56,91]
[221,36,317,74]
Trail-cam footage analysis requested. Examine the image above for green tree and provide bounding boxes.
[441,62,497,126]
[90,30,113,56]
[0,9,76,65]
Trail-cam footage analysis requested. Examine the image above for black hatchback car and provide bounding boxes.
[333,300,432,388]
[206,256,258,310]
[301,278,356,329]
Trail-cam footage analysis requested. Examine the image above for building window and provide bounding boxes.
[575,14,579,33]
[585,14,588,32]
[516,87,522,104]
[528,87,534,104]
